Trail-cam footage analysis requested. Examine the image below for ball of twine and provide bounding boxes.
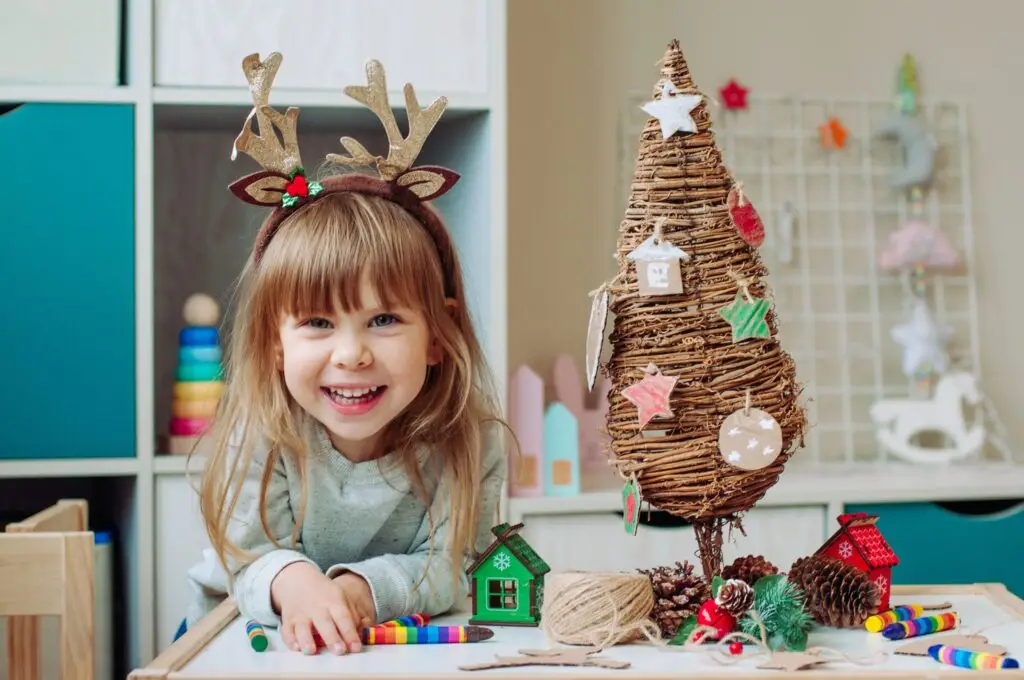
[540,571,660,648]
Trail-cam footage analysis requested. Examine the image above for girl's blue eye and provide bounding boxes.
[370,314,399,328]
[305,317,332,329]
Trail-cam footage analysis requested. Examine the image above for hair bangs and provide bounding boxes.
[253,192,447,321]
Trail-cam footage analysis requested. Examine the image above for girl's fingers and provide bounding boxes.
[332,606,363,653]
[313,616,345,655]
[293,619,318,655]
[281,618,299,652]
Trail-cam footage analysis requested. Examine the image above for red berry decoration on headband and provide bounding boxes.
[281,168,323,208]
[727,182,764,248]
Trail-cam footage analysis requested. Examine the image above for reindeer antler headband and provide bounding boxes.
[228,52,461,288]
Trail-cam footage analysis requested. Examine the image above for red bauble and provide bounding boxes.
[695,599,736,641]
[727,184,765,248]
[729,641,743,655]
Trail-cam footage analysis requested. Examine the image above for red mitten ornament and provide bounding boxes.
[693,599,736,642]
[727,183,765,248]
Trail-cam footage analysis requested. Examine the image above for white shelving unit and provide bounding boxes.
[0,0,507,671]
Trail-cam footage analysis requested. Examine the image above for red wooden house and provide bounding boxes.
[816,512,899,612]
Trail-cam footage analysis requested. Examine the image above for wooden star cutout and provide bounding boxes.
[720,79,749,110]
[641,82,703,139]
[718,292,771,342]
[819,117,848,149]
[621,362,678,428]
[757,651,829,672]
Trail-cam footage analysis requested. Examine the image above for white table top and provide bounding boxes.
[172,590,1024,678]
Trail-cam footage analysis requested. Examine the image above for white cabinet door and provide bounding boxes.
[154,0,490,95]
[517,506,828,575]
[154,474,211,650]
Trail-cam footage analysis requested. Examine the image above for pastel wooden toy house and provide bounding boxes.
[467,522,550,627]
[816,512,899,611]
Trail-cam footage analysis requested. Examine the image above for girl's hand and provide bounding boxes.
[270,562,364,655]
[332,571,376,626]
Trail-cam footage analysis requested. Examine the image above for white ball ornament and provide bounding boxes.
[183,293,220,327]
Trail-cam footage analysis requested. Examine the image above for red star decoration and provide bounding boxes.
[621,363,678,428]
[720,79,749,110]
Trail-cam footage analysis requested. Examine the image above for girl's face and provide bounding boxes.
[277,272,442,461]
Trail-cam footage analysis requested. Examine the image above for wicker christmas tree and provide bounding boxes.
[594,40,808,581]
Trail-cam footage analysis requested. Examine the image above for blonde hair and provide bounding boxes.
[197,190,505,591]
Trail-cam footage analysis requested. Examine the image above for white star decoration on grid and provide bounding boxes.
[839,541,854,559]
[641,81,703,138]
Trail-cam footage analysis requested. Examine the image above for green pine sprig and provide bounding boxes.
[739,574,813,651]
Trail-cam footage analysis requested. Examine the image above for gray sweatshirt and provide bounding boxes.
[184,417,506,628]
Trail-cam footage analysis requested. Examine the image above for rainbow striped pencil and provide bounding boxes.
[929,644,1020,670]
[245,619,269,652]
[864,605,925,633]
[881,612,959,640]
[381,612,430,628]
[363,624,493,645]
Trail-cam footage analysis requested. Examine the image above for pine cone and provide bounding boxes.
[721,554,779,586]
[638,561,710,637]
[715,578,755,616]
[789,555,881,628]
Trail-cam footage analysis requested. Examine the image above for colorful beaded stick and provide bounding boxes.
[227,53,462,295]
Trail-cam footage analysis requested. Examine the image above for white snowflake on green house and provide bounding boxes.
[492,552,511,572]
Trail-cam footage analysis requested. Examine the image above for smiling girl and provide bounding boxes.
[180,54,508,657]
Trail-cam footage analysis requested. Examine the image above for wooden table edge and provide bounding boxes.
[128,585,1024,680]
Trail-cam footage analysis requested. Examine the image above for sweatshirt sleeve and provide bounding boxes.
[190,435,316,628]
[325,433,508,623]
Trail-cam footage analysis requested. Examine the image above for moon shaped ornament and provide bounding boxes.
[876,113,937,190]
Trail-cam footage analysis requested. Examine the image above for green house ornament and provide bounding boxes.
[466,522,551,627]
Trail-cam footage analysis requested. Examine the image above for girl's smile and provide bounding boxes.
[322,385,388,416]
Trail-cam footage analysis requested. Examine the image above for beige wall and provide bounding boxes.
[508,0,1024,444]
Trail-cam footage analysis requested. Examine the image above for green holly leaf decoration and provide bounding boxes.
[621,477,642,535]
[281,193,299,208]
[711,575,725,599]
[669,614,699,645]
[288,166,305,180]
[309,181,324,196]
[718,291,771,342]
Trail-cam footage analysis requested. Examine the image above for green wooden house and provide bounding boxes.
[466,522,551,626]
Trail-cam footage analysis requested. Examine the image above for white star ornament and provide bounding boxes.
[641,82,703,139]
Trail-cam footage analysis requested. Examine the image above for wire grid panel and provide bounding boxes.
[618,95,990,466]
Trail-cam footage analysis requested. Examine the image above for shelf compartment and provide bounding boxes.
[0,102,136,460]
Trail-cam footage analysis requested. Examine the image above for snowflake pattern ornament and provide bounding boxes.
[640,81,703,139]
[838,540,854,559]
[718,407,783,470]
[492,552,511,572]
[621,363,679,428]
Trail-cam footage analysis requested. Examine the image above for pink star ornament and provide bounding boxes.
[621,363,679,428]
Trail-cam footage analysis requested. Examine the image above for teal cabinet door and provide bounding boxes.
[847,501,1024,598]
[0,103,135,459]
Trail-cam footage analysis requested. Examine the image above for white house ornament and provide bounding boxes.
[718,408,783,470]
[626,220,689,296]
[641,81,702,139]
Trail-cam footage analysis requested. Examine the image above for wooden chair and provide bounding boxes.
[3,499,94,680]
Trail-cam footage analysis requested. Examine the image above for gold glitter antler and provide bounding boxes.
[328,60,459,200]
[229,53,311,207]
[232,53,303,174]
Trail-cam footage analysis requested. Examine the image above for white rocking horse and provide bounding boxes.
[869,371,986,464]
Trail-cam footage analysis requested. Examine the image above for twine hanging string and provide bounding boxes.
[605,39,808,579]
[540,571,661,648]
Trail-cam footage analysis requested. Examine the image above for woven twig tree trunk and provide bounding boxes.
[604,40,808,580]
